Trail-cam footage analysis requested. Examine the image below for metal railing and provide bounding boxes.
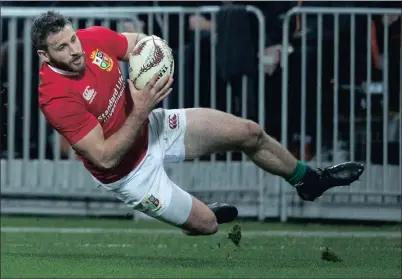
[281,7,401,221]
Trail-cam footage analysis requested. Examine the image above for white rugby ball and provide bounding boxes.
[129,35,174,90]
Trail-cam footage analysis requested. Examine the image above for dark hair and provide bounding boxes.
[31,11,71,50]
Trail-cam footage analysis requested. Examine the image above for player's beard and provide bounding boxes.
[48,52,86,73]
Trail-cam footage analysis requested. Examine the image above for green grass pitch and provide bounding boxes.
[1,216,400,278]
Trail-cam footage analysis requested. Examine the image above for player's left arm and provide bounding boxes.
[119,32,171,61]
[84,26,148,62]
[120,32,147,61]
[87,26,170,62]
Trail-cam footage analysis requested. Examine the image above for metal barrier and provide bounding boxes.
[0,6,273,219]
[281,7,401,221]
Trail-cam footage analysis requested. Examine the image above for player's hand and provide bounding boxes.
[128,73,173,116]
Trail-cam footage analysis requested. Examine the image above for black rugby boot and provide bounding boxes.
[296,162,364,201]
[207,202,239,224]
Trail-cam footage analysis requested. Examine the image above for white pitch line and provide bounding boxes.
[4,243,400,252]
[1,226,400,238]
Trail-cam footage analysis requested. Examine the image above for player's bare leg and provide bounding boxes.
[179,196,218,236]
[178,196,237,236]
[184,108,364,202]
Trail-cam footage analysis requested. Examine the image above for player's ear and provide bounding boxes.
[37,50,50,63]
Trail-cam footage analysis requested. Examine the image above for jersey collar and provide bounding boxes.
[48,64,80,76]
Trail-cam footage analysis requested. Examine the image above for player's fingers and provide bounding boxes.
[156,88,173,103]
[153,74,170,91]
[145,73,160,90]
[156,77,173,96]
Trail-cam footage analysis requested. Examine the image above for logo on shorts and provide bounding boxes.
[168,114,179,129]
[142,194,162,212]
[82,86,97,103]
[90,49,114,71]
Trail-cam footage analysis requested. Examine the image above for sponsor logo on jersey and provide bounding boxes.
[83,86,97,103]
[90,49,114,71]
[97,74,125,124]
[168,114,179,129]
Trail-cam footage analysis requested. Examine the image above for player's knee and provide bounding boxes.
[196,216,219,235]
[180,196,219,235]
[205,217,219,235]
[199,218,219,235]
[241,120,264,151]
[182,213,218,236]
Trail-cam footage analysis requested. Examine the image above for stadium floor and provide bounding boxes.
[1,216,401,278]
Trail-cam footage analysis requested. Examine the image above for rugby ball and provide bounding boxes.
[128,35,174,90]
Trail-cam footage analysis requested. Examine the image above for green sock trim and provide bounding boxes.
[286,161,307,186]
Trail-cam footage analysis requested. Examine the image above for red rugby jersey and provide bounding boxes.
[39,26,148,184]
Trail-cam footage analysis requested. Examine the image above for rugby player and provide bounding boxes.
[33,11,364,236]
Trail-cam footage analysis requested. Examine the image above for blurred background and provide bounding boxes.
[0,1,401,223]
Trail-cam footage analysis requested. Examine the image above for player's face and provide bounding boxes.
[38,24,86,73]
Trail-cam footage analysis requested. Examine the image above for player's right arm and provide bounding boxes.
[40,74,173,170]
[71,109,147,170]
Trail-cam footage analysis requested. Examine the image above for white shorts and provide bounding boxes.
[95,108,192,226]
